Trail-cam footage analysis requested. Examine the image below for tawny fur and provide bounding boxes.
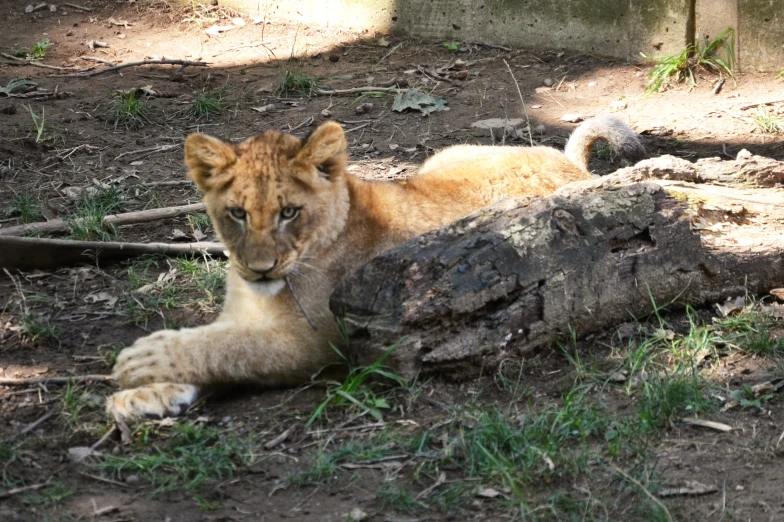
[107,116,643,419]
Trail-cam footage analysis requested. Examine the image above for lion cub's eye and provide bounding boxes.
[280,206,299,220]
[228,207,247,221]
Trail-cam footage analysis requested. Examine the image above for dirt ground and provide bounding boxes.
[1,1,784,521]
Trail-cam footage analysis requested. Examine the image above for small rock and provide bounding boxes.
[635,71,645,77]
[535,124,546,133]
[125,474,140,484]
[346,508,367,521]
[25,4,34,14]
[452,70,469,80]
[736,149,752,161]
[561,113,584,123]
[355,102,373,115]
[587,81,597,87]
[611,100,628,110]
[328,54,339,63]
[49,4,56,12]
[117,33,126,39]
[231,17,245,26]
[543,78,554,87]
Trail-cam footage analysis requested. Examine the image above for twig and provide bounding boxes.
[289,116,314,133]
[0,483,49,500]
[377,43,403,66]
[264,423,300,450]
[0,202,205,236]
[284,277,317,331]
[212,41,275,58]
[51,59,209,78]
[606,461,673,522]
[0,375,112,385]
[0,53,80,71]
[503,58,533,146]
[0,236,225,270]
[64,3,93,11]
[313,85,404,95]
[469,42,513,52]
[114,143,177,162]
[79,55,116,66]
[5,408,57,441]
[77,472,130,488]
[344,122,372,134]
[737,98,784,110]
[91,425,117,451]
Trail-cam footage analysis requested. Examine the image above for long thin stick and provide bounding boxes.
[114,144,177,162]
[0,236,225,270]
[0,483,49,500]
[284,277,317,331]
[0,375,112,385]
[503,58,534,147]
[606,461,673,522]
[0,53,81,71]
[51,59,209,78]
[5,408,57,441]
[313,86,404,95]
[0,202,205,236]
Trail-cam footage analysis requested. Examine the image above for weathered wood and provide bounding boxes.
[0,236,225,271]
[0,203,206,237]
[330,154,784,378]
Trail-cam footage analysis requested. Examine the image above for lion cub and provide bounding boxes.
[107,116,644,419]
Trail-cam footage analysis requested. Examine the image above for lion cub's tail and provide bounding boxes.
[564,116,645,171]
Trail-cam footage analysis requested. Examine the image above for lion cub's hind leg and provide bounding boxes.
[106,383,198,421]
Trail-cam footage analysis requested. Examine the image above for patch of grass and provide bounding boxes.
[377,482,422,513]
[751,105,784,134]
[443,41,460,52]
[176,255,227,310]
[644,28,735,95]
[187,212,212,233]
[24,104,63,148]
[97,421,258,495]
[66,185,125,241]
[15,38,53,61]
[121,259,182,328]
[307,343,412,428]
[5,190,44,224]
[276,65,322,96]
[106,90,152,130]
[0,443,22,487]
[184,86,227,120]
[20,309,58,343]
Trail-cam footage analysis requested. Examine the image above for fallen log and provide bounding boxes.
[0,236,225,270]
[330,153,784,378]
[0,203,206,237]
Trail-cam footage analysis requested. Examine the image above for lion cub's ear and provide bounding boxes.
[295,121,347,179]
[184,134,237,191]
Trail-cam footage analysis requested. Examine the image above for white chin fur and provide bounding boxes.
[245,278,286,297]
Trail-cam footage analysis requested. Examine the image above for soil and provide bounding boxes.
[1,1,784,521]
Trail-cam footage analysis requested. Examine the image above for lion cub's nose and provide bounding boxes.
[247,258,278,275]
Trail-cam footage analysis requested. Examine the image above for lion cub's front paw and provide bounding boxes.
[113,330,197,388]
[106,383,198,420]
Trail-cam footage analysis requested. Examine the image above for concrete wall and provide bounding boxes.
[230,0,784,72]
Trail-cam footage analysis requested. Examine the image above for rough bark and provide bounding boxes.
[330,153,784,379]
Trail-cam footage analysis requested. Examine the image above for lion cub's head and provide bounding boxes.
[184,121,350,295]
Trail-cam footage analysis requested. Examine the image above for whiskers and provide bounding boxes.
[284,276,318,331]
